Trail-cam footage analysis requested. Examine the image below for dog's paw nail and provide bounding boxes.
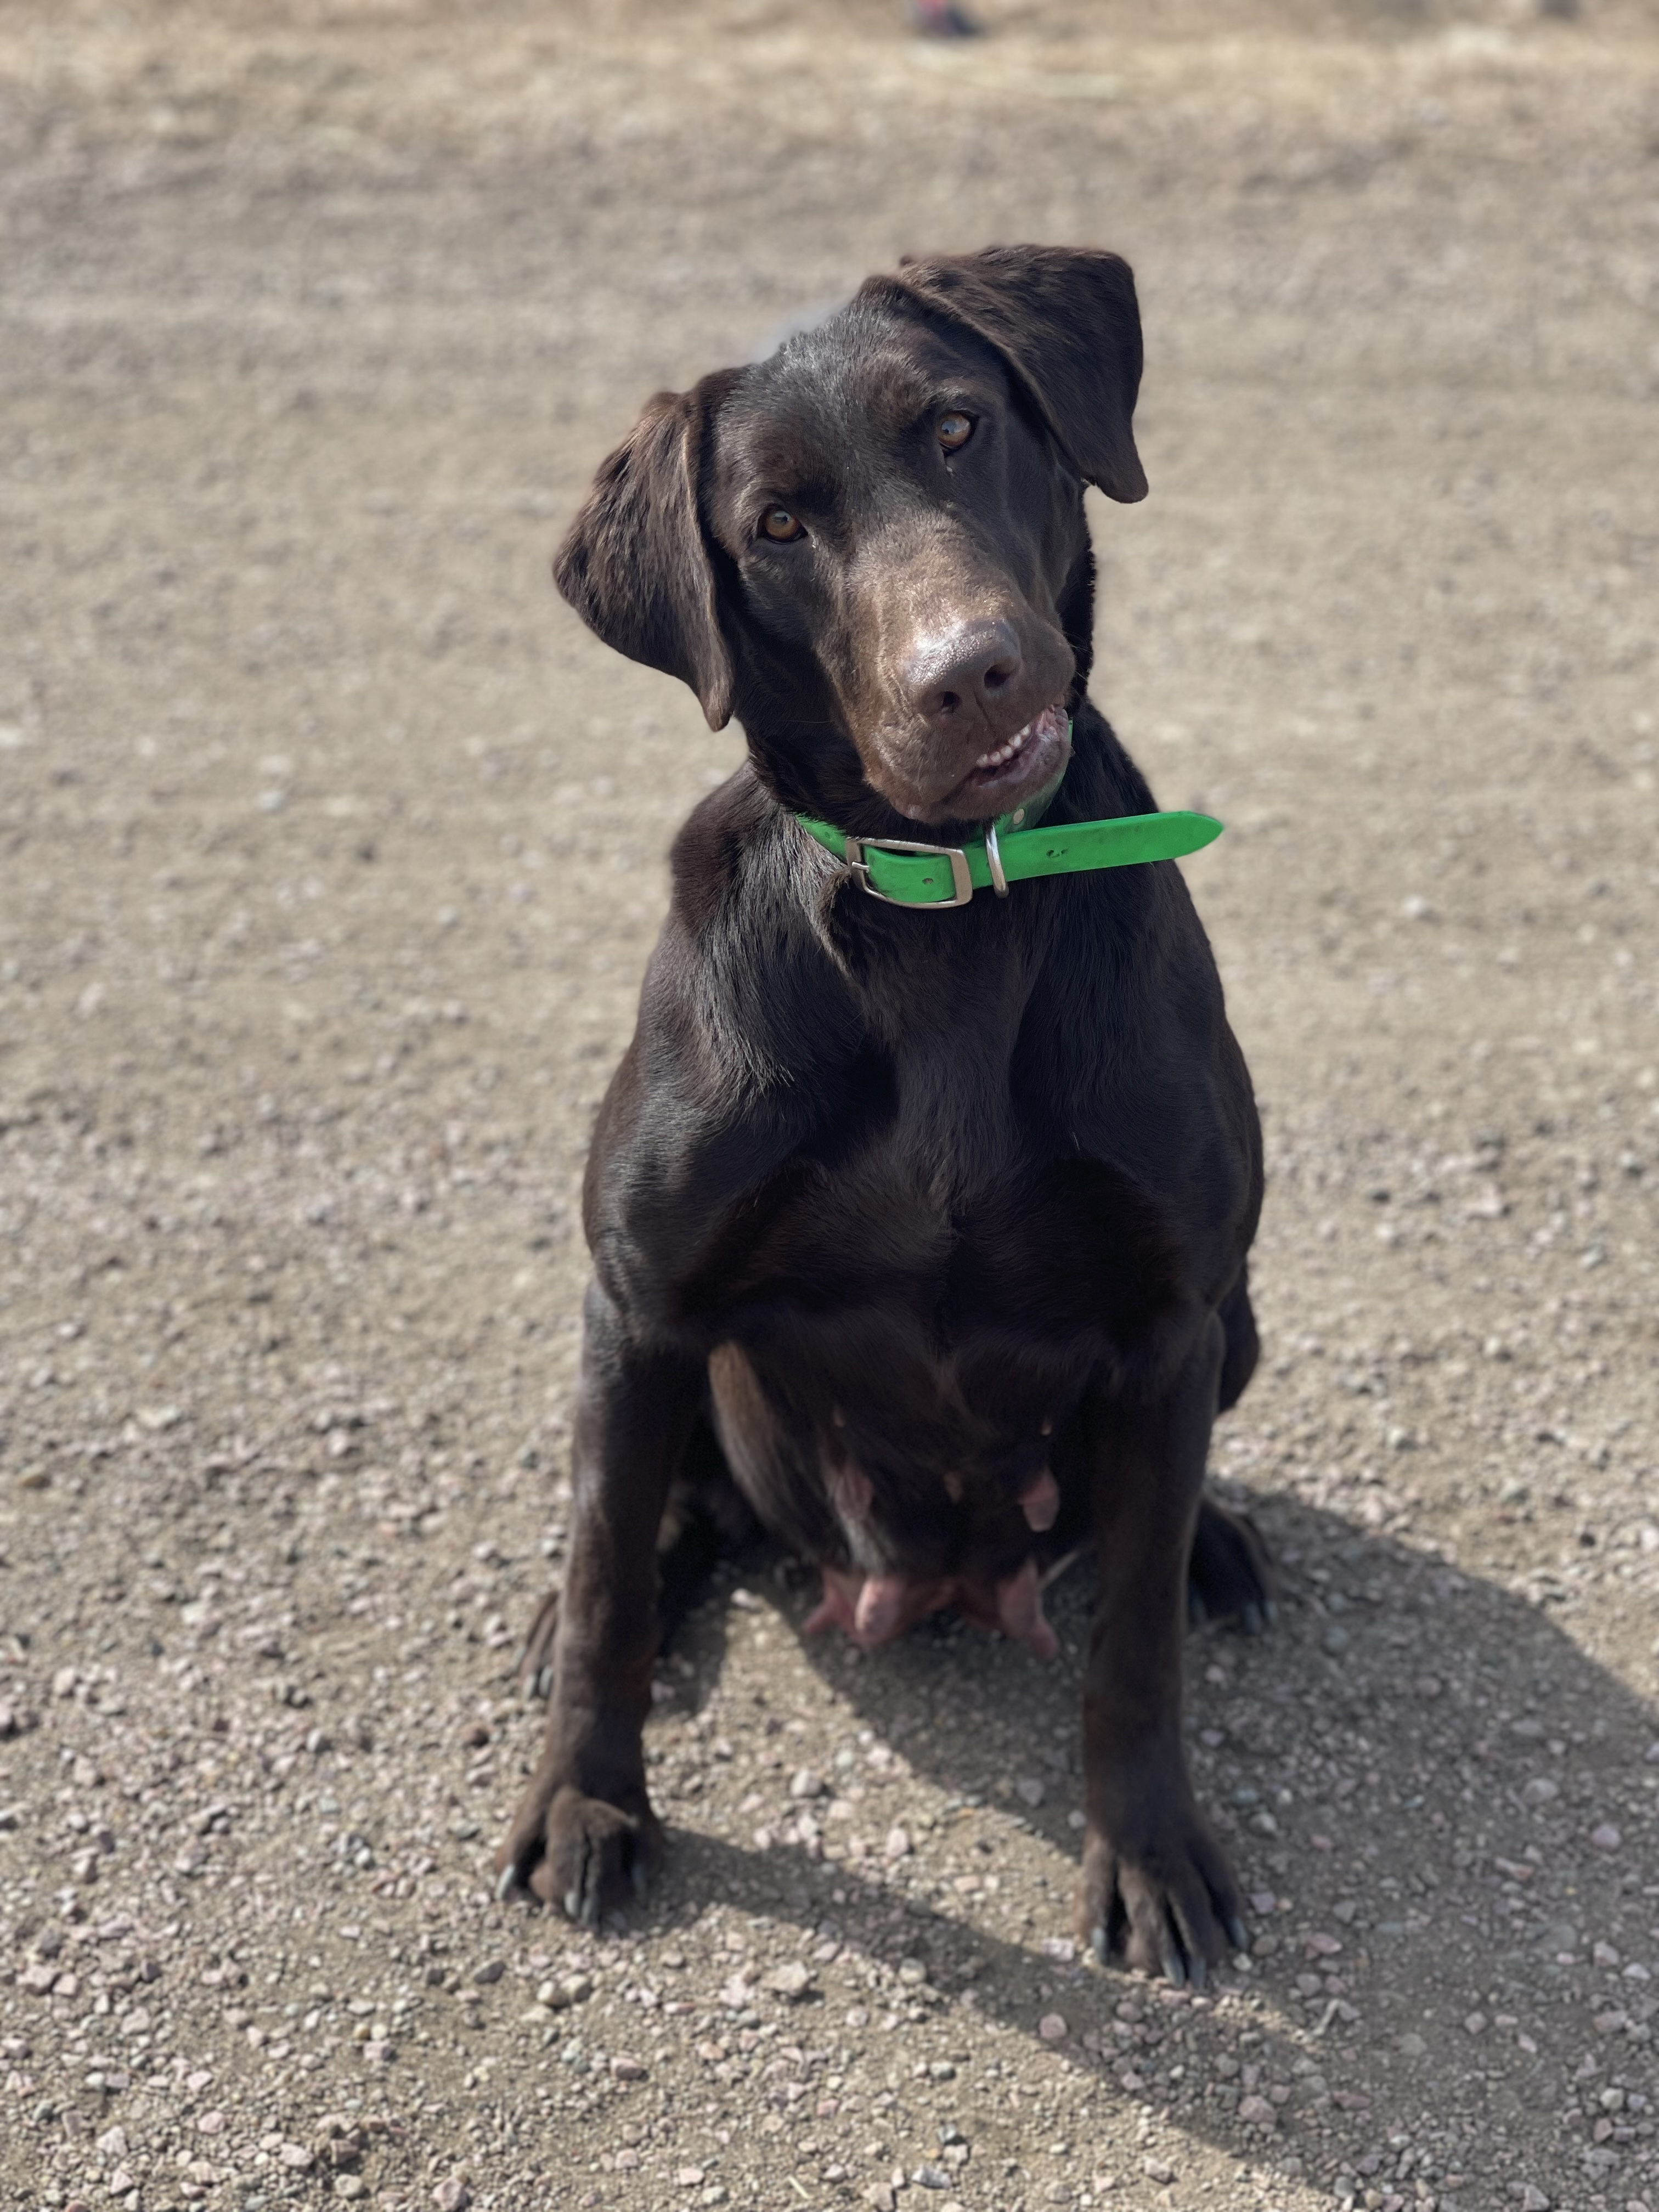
[1091,1926,1109,1967]
[1240,1601,1264,1636]
[563,1888,582,1922]
[537,1664,554,1700]
[495,1864,522,1904]
[1159,1944,1186,1988]
[630,1860,649,1901]
[580,1893,601,1931]
[1263,1599,1279,1627]
[1187,1950,1206,1992]
[1227,1914,1250,1955]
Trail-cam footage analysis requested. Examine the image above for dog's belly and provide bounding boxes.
[698,1153,1177,1655]
[678,1098,1199,1654]
[700,1141,1181,1455]
[708,1312,1082,1657]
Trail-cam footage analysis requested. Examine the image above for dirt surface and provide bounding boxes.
[3,4,1659,2210]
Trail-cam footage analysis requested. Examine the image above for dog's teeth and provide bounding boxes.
[974,724,1032,773]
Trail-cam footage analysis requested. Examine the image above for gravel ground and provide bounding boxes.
[2,4,1658,2210]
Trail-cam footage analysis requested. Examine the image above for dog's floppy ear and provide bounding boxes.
[882,245,1148,504]
[554,371,738,730]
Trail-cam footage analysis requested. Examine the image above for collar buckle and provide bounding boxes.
[842,835,974,909]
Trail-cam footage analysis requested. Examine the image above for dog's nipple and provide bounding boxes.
[854,1575,907,1645]
[996,1557,1059,1662]
[804,1568,862,1638]
[1020,1469,1060,1532]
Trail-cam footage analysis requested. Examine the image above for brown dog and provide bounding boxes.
[496,245,1272,1984]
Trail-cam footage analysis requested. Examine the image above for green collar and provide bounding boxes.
[794,733,1221,910]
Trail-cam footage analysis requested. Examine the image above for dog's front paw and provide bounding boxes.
[1075,1786,1246,1988]
[495,1780,663,1928]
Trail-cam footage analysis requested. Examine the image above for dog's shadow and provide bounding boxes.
[632,1486,1656,2200]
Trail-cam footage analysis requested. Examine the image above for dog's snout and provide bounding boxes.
[903,619,1024,731]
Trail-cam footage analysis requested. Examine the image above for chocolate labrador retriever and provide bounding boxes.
[495,245,1272,1984]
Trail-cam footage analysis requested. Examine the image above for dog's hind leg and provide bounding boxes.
[1216,1264,1259,1413]
[1185,1266,1274,1633]
[1187,1496,1276,1635]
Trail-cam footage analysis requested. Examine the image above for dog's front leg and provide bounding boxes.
[495,1278,701,1925]
[1074,1312,1248,1985]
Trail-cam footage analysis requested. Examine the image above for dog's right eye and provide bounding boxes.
[759,506,805,543]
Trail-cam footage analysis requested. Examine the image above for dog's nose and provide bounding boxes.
[903,619,1024,731]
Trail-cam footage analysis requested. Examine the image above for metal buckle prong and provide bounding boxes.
[842,835,974,909]
[983,820,1009,897]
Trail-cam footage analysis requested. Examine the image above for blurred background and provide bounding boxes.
[3,7,1658,2211]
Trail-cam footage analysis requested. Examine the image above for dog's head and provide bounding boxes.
[554,245,1146,826]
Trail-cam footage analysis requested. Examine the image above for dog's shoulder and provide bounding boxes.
[665,761,823,934]
[1039,701,1219,996]
[582,765,864,1295]
[1024,702,1260,1221]
[651,761,862,1080]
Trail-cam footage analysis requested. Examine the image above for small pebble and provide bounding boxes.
[1589,1822,1622,1852]
[1015,1776,1045,1807]
[1037,2012,1068,2042]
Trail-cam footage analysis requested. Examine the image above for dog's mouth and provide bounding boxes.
[946,699,1070,816]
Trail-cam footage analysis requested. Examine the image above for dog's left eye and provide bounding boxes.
[936,412,974,452]
[759,506,805,543]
